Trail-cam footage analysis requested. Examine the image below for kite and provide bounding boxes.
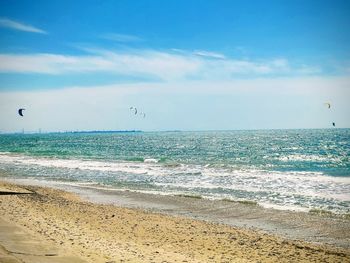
[18,108,25,117]
[130,107,137,115]
[324,102,336,128]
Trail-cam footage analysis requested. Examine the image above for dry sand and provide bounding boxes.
[0,181,349,263]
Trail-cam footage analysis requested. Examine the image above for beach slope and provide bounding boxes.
[0,181,349,263]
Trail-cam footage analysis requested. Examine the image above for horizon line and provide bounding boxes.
[0,127,346,135]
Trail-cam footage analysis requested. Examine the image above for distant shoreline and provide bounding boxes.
[0,127,348,135]
[65,130,143,134]
[0,130,144,135]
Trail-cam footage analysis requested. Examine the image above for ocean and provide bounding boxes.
[0,129,349,214]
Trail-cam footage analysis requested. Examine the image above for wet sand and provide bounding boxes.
[6,178,350,249]
[0,180,349,263]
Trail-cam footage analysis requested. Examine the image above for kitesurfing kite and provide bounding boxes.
[130,106,146,118]
[18,108,25,117]
[130,107,137,115]
[324,102,336,127]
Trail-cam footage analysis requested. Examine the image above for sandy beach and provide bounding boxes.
[0,180,349,263]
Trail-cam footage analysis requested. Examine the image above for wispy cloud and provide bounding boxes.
[204,58,290,77]
[101,33,142,42]
[0,18,47,34]
[0,51,201,80]
[296,65,322,74]
[0,49,323,80]
[193,50,226,59]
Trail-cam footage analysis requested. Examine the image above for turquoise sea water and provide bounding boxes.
[0,129,349,214]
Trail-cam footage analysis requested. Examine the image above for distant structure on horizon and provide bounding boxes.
[67,130,143,134]
[1,130,143,135]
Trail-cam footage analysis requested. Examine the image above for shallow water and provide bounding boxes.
[0,129,349,214]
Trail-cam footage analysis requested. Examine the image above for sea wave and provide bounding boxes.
[1,152,349,213]
[276,154,342,163]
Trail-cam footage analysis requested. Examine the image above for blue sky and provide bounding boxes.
[0,0,349,132]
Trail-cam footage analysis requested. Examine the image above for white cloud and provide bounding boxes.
[198,57,291,78]
[270,58,289,69]
[0,49,325,80]
[0,51,202,80]
[0,18,47,34]
[0,54,76,74]
[193,50,226,59]
[101,33,142,42]
[296,65,322,74]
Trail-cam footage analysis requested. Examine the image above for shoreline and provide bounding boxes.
[3,178,350,249]
[0,180,349,262]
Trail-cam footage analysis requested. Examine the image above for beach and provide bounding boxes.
[1,0,350,261]
[0,180,349,263]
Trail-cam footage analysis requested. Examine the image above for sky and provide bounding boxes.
[0,0,349,132]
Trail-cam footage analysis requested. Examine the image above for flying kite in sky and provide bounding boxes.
[18,108,25,117]
[130,107,137,115]
[324,102,331,109]
[324,102,335,127]
[130,107,146,118]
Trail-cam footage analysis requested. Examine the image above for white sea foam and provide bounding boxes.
[1,152,349,213]
[277,154,340,163]
[258,202,310,212]
[0,151,12,155]
[144,158,159,163]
